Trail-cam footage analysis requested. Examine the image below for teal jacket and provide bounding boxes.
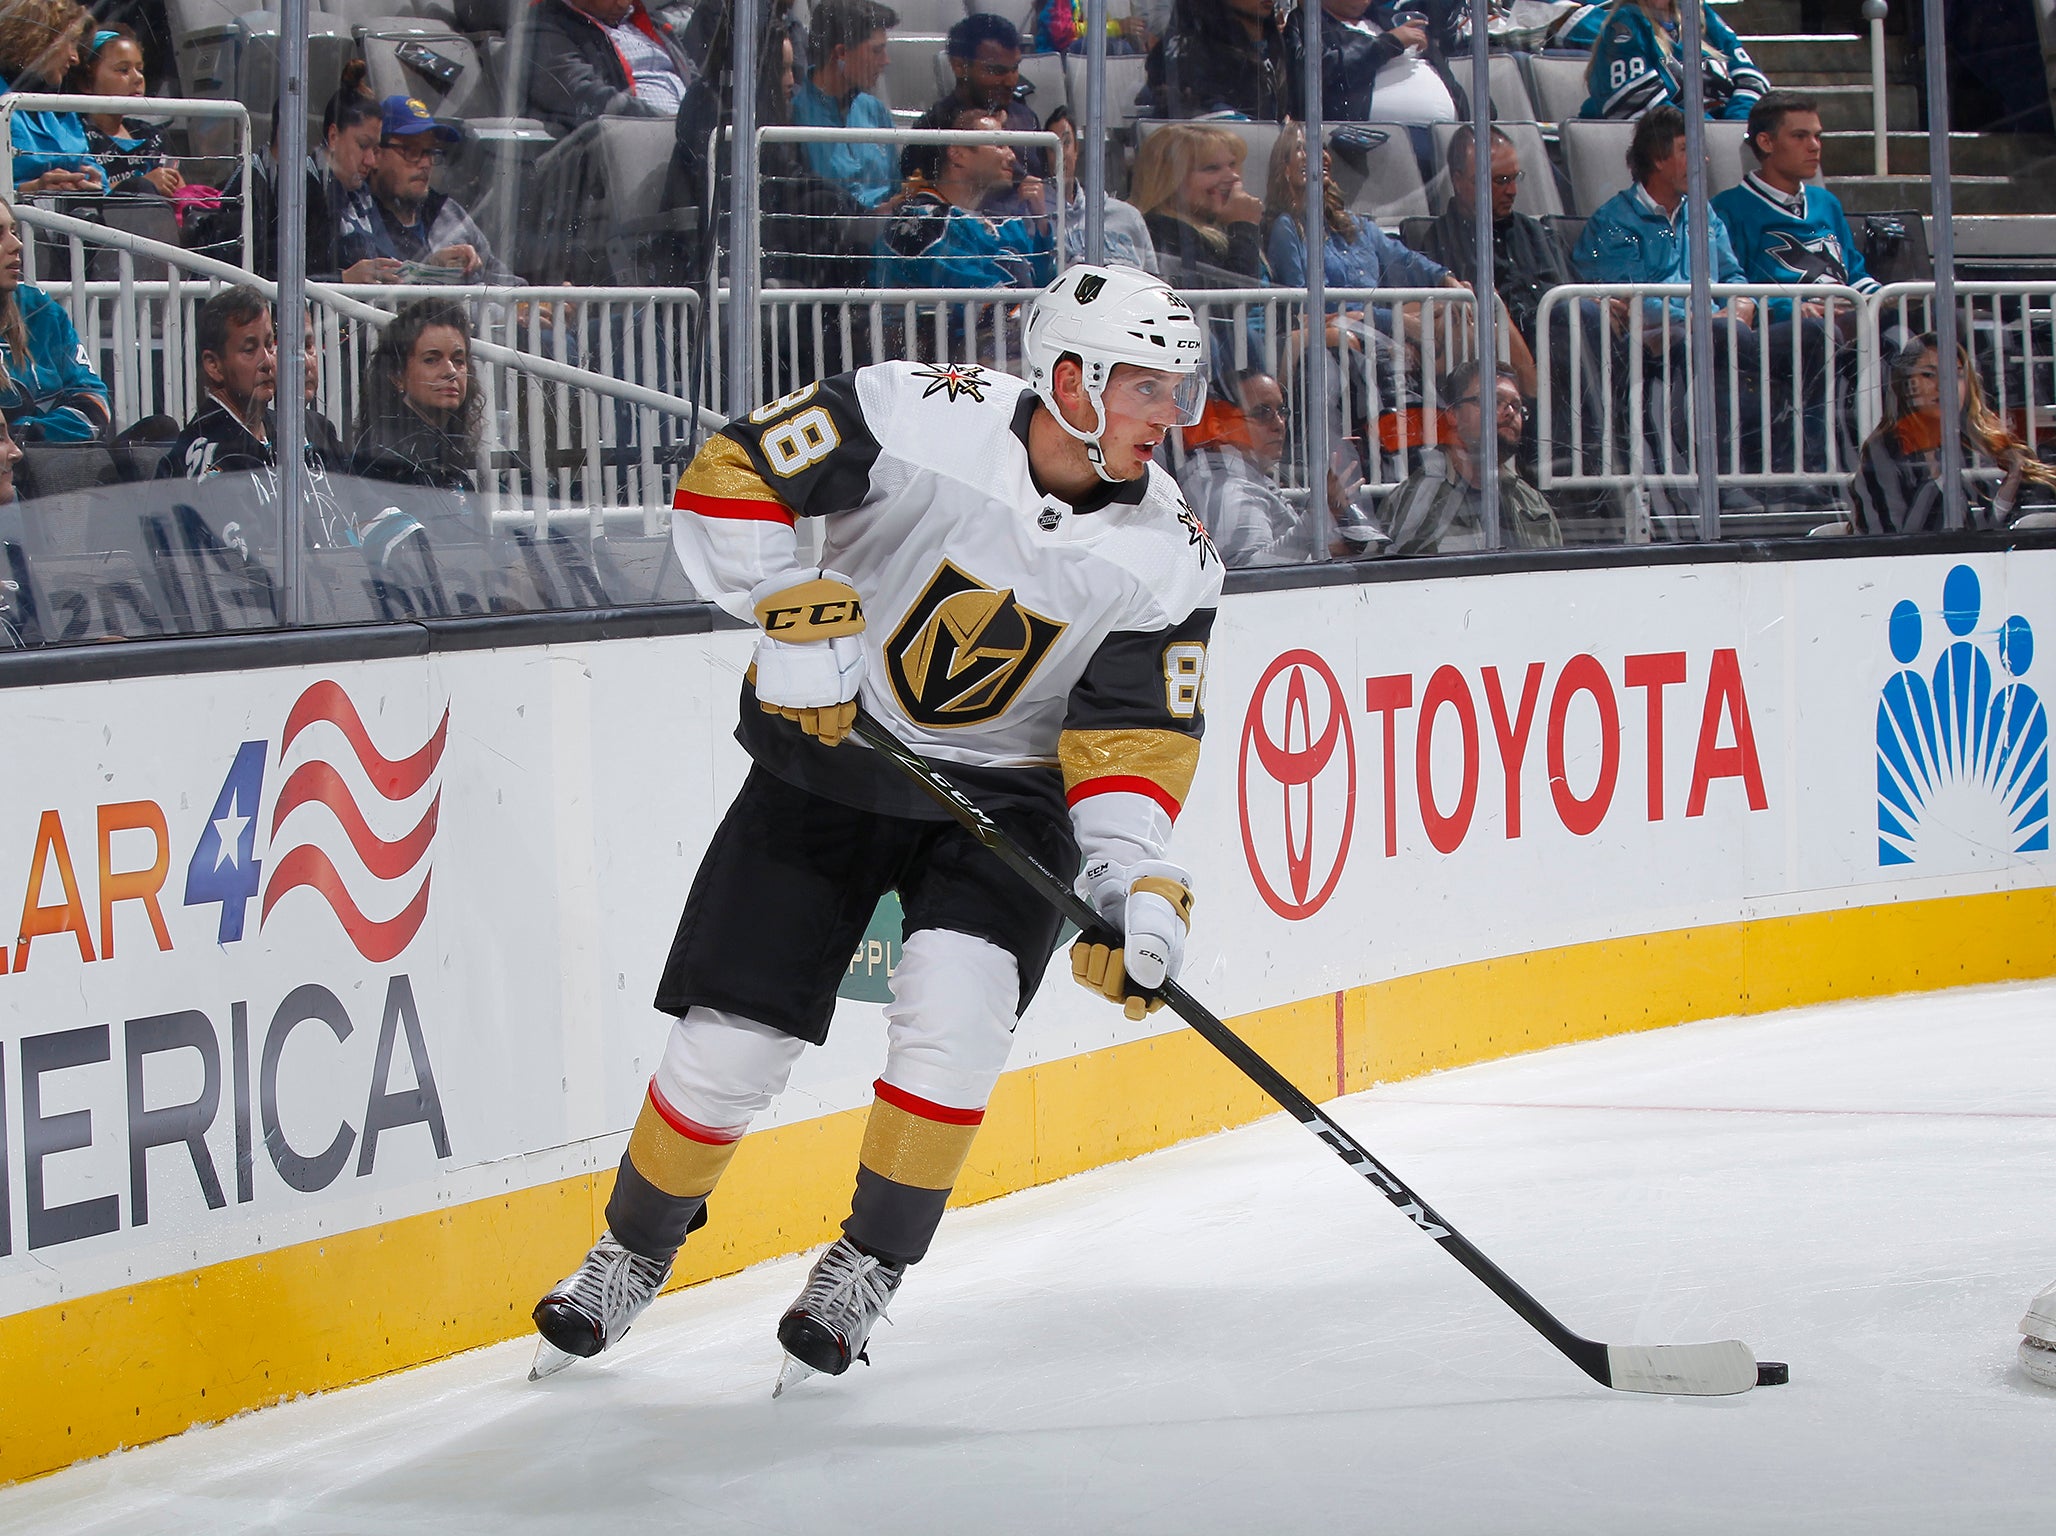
[0,284,110,441]
[1572,184,1748,327]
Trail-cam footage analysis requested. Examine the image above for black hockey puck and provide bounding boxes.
[1755,1361,1790,1387]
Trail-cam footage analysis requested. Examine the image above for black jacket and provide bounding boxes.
[522,0,693,136]
[1144,1,1288,121]
[1283,3,1468,123]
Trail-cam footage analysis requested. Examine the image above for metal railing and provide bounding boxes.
[0,93,254,273]
[1535,283,1878,515]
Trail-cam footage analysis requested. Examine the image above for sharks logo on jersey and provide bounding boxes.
[886,561,1068,728]
[1765,231,1849,286]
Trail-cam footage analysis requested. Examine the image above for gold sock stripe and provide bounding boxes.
[625,1095,742,1199]
[858,1096,983,1192]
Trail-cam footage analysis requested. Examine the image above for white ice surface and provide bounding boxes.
[8,981,2056,1535]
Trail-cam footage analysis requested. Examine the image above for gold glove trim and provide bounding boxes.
[760,698,858,747]
[754,577,866,641]
[1129,874,1194,925]
[1059,728,1201,804]
[1070,938,1166,1021]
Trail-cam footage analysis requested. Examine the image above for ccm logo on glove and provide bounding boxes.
[756,579,866,640]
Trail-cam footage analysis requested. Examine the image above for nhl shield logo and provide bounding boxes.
[885,561,1066,728]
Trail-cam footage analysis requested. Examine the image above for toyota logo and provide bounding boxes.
[1239,650,1357,919]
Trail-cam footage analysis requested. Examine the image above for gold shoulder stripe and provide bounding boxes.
[1059,728,1201,804]
[675,433,786,507]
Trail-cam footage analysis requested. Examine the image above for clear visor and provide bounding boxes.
[1103,362,1209,429]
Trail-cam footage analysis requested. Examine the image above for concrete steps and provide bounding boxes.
[1827,174,2056,216]
[1821,131,2056,178]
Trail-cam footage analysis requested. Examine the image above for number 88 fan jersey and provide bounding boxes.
[670,360,1222,840]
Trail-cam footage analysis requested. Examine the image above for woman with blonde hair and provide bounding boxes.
[1130,122,1263,290]
[0,0,103,193]
[1851,334,2056,534]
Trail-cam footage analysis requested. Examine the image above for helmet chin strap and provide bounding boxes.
[1047,384,1122,484]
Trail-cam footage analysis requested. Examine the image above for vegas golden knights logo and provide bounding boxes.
[885,561,1066,728]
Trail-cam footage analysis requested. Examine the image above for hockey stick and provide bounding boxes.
[847,706,1786,1396]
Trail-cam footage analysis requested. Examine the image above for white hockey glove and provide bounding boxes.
[1070,858,1194,1021]
[749,567,866,746]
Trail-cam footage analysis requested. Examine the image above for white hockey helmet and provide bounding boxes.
[1024,265,1208,480]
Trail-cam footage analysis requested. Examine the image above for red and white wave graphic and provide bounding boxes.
[259,680,448,962]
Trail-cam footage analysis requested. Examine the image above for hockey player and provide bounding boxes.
[531,266,1222,1390]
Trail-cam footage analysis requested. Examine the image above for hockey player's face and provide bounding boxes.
[1097,365,1193,477]
[1759,111,1824,186]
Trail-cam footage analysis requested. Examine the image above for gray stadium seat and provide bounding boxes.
[358,18,497,117]
[1426,121,1563,219]
[1334,124,1430,225]
[889,0,974,33]
[879,33,948,113]
[1016,52,1070,121]
[1487,53,1536,122]
[526,117,685,284]
[1100,54,1147,120]
[1560,119,1750,217]
[1525,53,1591,127]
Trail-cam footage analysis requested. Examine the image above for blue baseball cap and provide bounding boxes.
[379,95,461,143]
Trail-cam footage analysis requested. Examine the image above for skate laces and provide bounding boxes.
[800,1240,901,1337]
[557,1232,671,1340]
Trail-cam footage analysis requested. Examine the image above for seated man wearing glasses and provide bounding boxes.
[335,97,515,283]
[1382,360,1561,556]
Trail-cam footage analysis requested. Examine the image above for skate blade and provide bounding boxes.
[529,1338,584,1382]
[772,1353,819,1399]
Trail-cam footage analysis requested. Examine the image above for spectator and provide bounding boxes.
[790,0,898,211]
[190,70,377,280]
[67,25,179,200]
[904,14,1049,215]
[1713,91,1874,476]
[1572,106,1755,338]
[1382,360,1561,554]
[158,286,279,480]
[350,298,483,493]
[1851,335,2056,535]
[524,0,692,137]
[1573,106,1761,484]
[1283,1,1466,127]
[0,0,102,193]
[872,104,1053,292]
[1421,123,1602,454]
[1045,105,1157,274]
[337,97,513,283]
[1180,367,1376,564]
[1579,0,1767,122]
[1261,122,1460,352]
[1712,93,1879,318]
[0,410,18,502]
[1144,0,1288,121]
[1027,0,1148,55]
[1130,122,1262,290]
[0,196,107,439]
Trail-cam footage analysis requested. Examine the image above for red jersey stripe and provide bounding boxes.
[676,491,796,525]
[1064,774,1183,819]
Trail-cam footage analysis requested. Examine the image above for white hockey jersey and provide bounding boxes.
[671,361,1222,851]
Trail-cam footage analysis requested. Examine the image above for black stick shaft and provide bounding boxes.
[847,708,1610,1386]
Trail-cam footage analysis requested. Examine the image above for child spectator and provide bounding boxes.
[350,298,483,493]
[0,195,109,439]
[67,24,179,200]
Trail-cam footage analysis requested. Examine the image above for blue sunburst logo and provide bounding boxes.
[1876,564,2048,866]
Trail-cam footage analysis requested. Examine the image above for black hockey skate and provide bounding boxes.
[529,1230,672,1380]
[773,1238,904,1397]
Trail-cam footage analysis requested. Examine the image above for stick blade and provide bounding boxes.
[1604,1340,1759,1396]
